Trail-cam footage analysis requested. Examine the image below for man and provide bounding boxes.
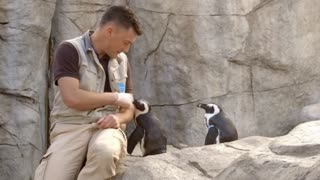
[34,6,142,180]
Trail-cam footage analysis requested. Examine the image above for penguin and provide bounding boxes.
[197,103,238,145]
[127,99,167,156]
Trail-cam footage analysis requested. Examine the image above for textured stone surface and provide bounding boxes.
[127,0,320,146]
[114,137,270,180]
[51,0,127,46]
[269,121,320,157]
[0,0,56,179]
[2,0,320,179]
[217,121,320,180]
[302,103,320,120]
[113,121,320,180]
[47,0,320,147]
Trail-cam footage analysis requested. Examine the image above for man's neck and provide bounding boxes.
[90,30,108,59]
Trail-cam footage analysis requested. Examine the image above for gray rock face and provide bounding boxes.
[302,103,320,120]
[269,121,320,157]
[0,0,56,180]
[51,0,127,46]
[114,121,320,180]
[2,0,320,179]
[128,0,320,146]
[47,0,320,148]
[217,121,320,180]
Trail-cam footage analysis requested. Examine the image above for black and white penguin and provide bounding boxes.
[127,99,167,156]
[197,103,238,145]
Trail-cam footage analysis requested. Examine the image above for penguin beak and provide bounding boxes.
[133,99,138,108]
[197,103,203,108]
[197,103,207,111]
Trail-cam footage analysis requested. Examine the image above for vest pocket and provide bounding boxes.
[112,70,127,80]
[111,70,127,92]
[79,64,98,91]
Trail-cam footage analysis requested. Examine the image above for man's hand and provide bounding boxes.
[113,93,134,108]
[97,114,121,129]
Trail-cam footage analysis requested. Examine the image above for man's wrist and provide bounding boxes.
[114,113,124,124]
[111,92,119,105]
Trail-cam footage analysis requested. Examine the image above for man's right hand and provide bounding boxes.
[113,92,133,108]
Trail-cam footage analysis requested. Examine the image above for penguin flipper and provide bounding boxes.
[205,127,219,145]
[127,126,144,154]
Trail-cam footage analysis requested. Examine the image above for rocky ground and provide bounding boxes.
[113,120,320,180]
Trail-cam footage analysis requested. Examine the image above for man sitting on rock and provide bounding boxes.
[34,6,142,180]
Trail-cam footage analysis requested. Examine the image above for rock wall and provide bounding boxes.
[128,0,320,146]
[49,0,320,146]
[0,0,56,180]
[1,0,320,179]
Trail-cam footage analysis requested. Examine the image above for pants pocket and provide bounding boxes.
[34,151,53,180]
[118,128,127,142]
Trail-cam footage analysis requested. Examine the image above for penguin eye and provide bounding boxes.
[210,106,215,113]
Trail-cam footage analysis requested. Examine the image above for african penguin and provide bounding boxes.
[197,103,238,145]
[127,99,167,156]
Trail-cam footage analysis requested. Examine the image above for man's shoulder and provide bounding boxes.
[58,41,75,48]
[56,41,77,55]
[58,35,86,57]
[63,36,82,48]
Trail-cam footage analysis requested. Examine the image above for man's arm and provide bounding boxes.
[96,100,134,129]
[116,103,135,124]
[58,77,132,111]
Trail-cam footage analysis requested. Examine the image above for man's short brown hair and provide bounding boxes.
[100,6,142,36]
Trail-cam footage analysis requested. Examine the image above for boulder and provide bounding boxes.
[302,103,320,120]
[113,121,320,180]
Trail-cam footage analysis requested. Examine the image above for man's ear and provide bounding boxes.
[103,25,113,37]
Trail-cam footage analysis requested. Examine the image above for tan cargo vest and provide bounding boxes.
[50,31,128,125]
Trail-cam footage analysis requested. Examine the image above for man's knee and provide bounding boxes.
[91,138,123,163]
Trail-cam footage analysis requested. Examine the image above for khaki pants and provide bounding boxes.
[34,123,127,180]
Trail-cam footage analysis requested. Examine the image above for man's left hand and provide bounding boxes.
[97,114,121,129]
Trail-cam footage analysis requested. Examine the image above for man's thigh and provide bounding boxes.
[77,128,127,180]
[89,128,127,157]
[34,123,96,180]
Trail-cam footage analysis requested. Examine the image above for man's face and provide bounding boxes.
[102,23,137,58]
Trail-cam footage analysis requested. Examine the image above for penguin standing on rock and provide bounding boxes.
[127,99,167,156]
[197,103,238,145]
